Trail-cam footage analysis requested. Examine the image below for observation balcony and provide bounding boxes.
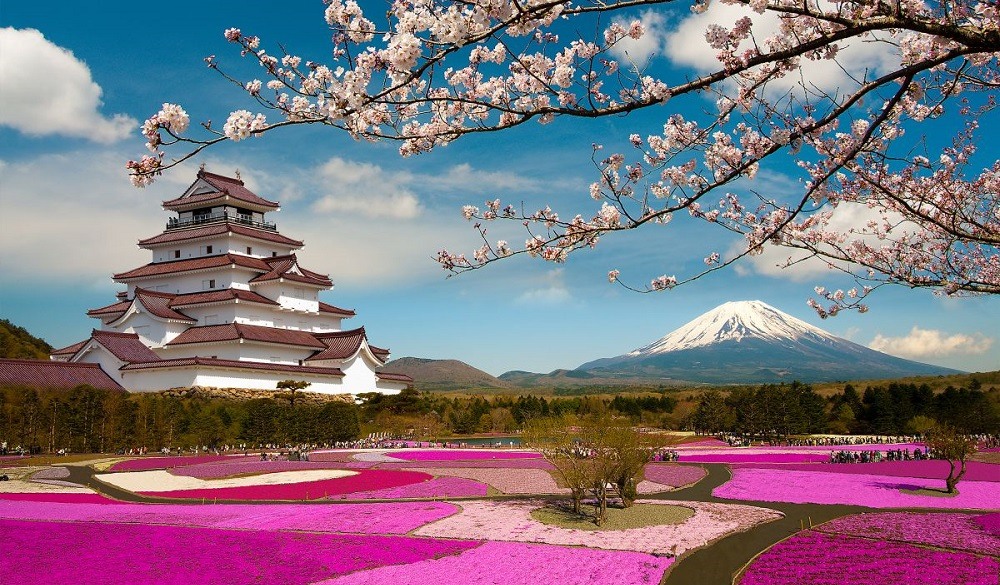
[166,212,277,232]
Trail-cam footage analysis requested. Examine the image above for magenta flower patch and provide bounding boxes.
[739,530,998,585]
[819,512,1000,556]
[715,468,1000,509]
[975,513,1000,537]
[732,460,1000,481]
[139,469,432,500]
[642,463,707,487]
[0,518,481,585]
[108,454,231,472]
[0,493,122,504]
[0,499,460,534]
[315,540,672,585]
[341,476,489,499]
[388,450,542,461]
[679,453,829,463]
[378,458,555,470]
[172,459,374,479]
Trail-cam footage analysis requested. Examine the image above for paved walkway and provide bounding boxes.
[649,464,867,584]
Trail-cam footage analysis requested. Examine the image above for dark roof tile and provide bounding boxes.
[167,323,326,349]
[0,359,124,391]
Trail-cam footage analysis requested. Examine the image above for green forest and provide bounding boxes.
[2,379,996,454]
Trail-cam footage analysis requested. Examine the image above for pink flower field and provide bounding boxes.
[316,540,672,585]
[138,469,433,500]
[388,449,541,461]
[642,463,707,488]
[715,468,1000,509]
[339,475,489,499]
[0,492,121,504]
[401,466,566,494]
[0,499,461,534]
[679,452,830,463]
[377,458,555,469]
[738,530,998,585]
[732,460,1000,481]
[108,454,231,471]
[171,459,377,479]
[817,512,1000,556]
[1,518,481,585]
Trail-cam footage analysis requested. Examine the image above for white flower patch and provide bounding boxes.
[96,469,356,493]
[415,499,782,555]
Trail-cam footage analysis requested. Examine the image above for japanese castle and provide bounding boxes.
[50,169,411,395]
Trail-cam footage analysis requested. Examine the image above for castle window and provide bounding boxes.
[246,246,253,255]
[202,279,216,290]
[173,250,180,259]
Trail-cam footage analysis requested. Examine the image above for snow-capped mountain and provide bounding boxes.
[626,300,840,355]
[577,300,959,383]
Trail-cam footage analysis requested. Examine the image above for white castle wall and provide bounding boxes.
[121,367,349,394]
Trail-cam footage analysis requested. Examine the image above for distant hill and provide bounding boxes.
[0,319,52,359]
[380,357,511,390]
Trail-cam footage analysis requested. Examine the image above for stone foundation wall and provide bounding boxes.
[156,386,355,404]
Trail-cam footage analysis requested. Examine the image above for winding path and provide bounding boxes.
[649,464,867,584]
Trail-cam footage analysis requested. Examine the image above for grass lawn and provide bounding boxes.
[531,502,694,530]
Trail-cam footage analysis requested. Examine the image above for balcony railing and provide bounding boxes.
[166,212,277,231]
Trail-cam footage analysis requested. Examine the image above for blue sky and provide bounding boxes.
[1,1,997,376]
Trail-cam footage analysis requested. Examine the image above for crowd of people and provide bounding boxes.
[828,447,930,464]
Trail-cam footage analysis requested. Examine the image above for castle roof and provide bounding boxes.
[318,302,356,317]
[167,323,327,349]
[248,255,333,287]
[375,371,414,384]
[113,253,332,288]
[163,170,279,212]
[120,356,344,377]
[0,359,125,391]
[308,327,389,364]
[49,340,88,357]
[113,253,269,282]
[169,288,280,308]
[88,330,163,363]
[138,221,303,248]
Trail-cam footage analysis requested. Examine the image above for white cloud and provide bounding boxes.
[305,156,548,220]
[515,269,575,305]
[609,10,670,67]
[311,157,422,219]
[0,28,135,143]
[0,151,165,285]
[663,3,899,96]
[869,327,994,359]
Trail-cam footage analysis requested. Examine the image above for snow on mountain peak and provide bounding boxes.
[628,300,839,355]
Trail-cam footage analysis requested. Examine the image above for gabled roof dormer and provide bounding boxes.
[249,254,333,288]
[308,327,389,365]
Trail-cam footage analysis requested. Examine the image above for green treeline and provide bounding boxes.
[691,380,1000,436]
[0,385,359,453]
[3,379,996,454]
[0,385,677,453]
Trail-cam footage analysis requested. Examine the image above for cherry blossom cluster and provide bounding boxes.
[128,0,999,311]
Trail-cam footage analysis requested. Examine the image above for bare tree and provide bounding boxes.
[926,424,977,494]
